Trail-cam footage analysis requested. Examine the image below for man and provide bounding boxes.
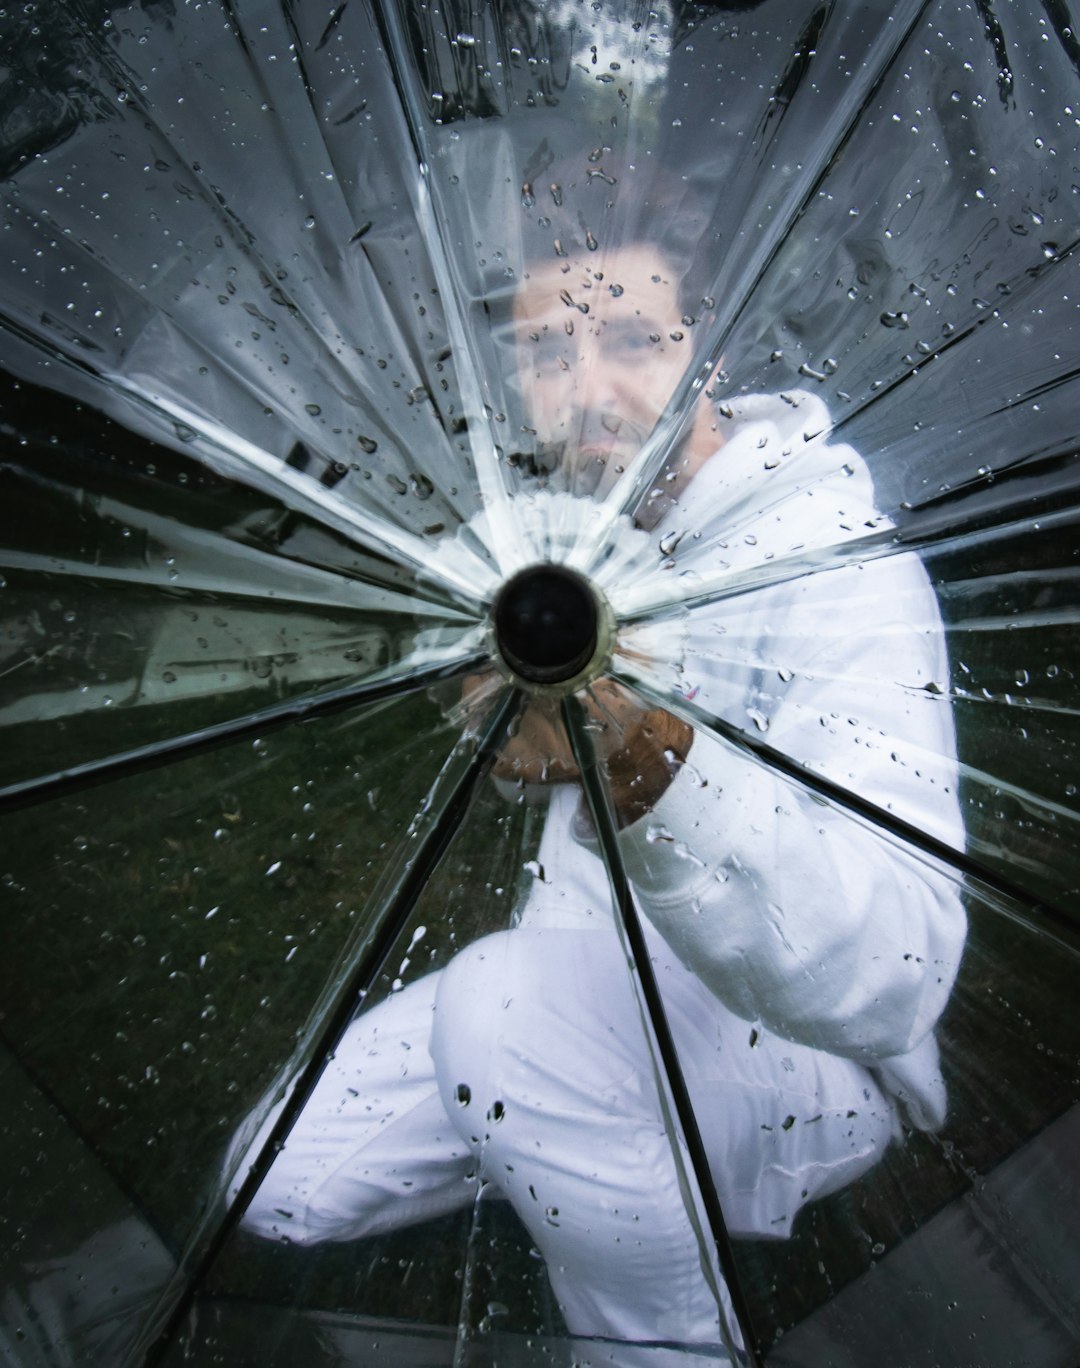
[234,237,967,1361]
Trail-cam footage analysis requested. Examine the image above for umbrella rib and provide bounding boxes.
[0,1024,181,1259]
[562,695,766,1368]
[371,0,525,578]
[41,2,425,460]
[141,685,523,1368]
[580,0,939,568]
[612,489,1080,628]
[0,646,488,817]
[273,1,471,464]
[608,660,1080,947]
[0,549,469,622]
[0,309,495,614]
[824,236,1080,448]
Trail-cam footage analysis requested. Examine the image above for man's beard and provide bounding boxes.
[514,412,647,496]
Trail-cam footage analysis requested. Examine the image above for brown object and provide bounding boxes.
[489,680,693,826]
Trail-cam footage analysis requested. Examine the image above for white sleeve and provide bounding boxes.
[614,431,967,1065]
[617,715,965,1063]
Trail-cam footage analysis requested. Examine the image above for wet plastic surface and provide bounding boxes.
[2,1,1079,1365]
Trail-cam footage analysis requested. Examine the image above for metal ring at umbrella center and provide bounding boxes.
[492,565,611,692]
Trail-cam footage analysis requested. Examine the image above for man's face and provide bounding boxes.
[513,245,718,499]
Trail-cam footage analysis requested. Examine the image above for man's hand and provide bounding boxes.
[471,676,693,827]
[594,683,694,827]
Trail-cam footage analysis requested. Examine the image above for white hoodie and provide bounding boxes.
[516,389,967,1131]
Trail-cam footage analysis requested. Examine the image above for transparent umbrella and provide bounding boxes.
[1,1,1078,1365]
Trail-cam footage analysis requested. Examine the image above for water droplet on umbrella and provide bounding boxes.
[410,473,434,499]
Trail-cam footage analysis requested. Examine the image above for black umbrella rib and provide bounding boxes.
[616,485,1080,629]
[827,234,1080,449]
[605,0,939,532]
[0,651,488,817]
[58,2,400,443]
[609,662,1080,950]
[142,685,523,1368]
[0,310,483,620]
[1041,0,1080,77]
[563,696,766,1368]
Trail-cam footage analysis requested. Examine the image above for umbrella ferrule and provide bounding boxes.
[490,564,614,695]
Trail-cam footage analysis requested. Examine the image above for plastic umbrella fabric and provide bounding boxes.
[1,0,1078,1364]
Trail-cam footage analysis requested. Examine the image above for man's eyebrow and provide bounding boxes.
[602,315,664,337]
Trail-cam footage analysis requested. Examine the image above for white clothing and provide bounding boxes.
[234,392,966,1353]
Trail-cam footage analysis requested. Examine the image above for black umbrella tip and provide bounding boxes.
[492,565,602,687]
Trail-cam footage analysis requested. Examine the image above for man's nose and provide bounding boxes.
[576,352,631,416]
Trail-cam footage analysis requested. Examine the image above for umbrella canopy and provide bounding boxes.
[1,0,1079,1364]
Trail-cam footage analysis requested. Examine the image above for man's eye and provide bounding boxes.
[527,333,569,366]
[609,331,654,356]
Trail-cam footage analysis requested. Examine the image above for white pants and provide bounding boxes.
[242,914,895,1352]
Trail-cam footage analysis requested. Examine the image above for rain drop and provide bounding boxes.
[456,1083,471,1106]
[410,473,434,500]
